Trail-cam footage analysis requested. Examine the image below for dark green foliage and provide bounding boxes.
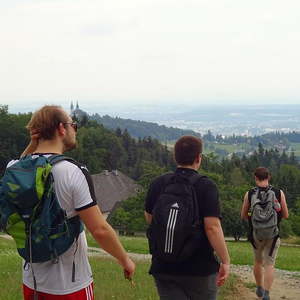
[0,105,32,174]
[1,105,300,237]
[0,108,174,180]
[90,113,201,141]
[109,162,167,232]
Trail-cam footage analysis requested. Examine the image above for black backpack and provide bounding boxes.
[147,172,205,263]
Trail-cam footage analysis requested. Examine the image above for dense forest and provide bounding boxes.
[90,113,201,141]
[1,104,300,239]
[0,105,174,179]
[91,113,300,149]
[90,113,300,161]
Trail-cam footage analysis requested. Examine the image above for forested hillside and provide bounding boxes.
[110,144,300,240]
[90,113,201,141]
[0,105,175,179]
[90,113,300,160]
[1,104,300,239]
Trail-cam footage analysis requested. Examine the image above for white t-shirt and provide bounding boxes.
[7,155,97,295]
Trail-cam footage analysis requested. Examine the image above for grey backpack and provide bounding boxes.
[249,186,280,240]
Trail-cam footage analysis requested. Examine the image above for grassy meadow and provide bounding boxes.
[87,234,300,272]
[0,237,243,300]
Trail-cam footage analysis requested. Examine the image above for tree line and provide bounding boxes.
[1,104,299,239]
[90,113,201,142]
[0,105,174,179]
[110,144,300,240]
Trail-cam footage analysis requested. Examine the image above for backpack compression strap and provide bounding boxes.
[247,188,257,249]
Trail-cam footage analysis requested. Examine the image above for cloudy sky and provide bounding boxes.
[1,0,300,112]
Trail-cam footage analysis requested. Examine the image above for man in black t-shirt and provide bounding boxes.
[145,136,230,300]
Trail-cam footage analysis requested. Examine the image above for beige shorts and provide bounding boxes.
[252,236,280,265]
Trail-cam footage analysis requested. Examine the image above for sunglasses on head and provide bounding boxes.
[63,122,78,132]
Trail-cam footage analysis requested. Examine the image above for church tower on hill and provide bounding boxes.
[70,101,88,122]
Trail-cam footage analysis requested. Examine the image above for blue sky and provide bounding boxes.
[1,0,300,112]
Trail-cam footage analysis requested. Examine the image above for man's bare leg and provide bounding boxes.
[254,261,265,297]
[254,261,264,287]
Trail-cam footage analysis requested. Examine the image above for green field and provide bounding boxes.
[290,142,300,156]
[87,234,300,272]
[0,237,240,300]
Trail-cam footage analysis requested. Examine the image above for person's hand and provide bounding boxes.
[216,263,230,286]
[121,256,136,280]
[30,129,40,145]
[20,129,40,157]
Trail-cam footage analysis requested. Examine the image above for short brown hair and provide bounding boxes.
[174,136,203,165]
[254,167,270,181]
[26,105,69,140]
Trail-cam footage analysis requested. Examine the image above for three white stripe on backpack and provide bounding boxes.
[164,207,179,253]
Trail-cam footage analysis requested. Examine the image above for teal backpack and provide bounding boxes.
[0,154,83,265]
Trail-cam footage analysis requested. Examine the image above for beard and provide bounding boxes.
[63,135,77,152]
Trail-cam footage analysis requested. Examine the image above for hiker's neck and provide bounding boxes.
[34,139,64,155]
[256,179,269,188]
[177,163,200,171]
[177,155,201,171]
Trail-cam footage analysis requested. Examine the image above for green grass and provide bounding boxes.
[244,281,256,289]
[227,241,300,271]
[87,234,300,272]
[282,236,300,245]
[87,233,150,254]
[0,237,238,300]
[290,142,300,156]
[0,238,22,300]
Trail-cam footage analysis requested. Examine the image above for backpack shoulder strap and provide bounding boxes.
[161,172,176,186]
[47,154,73,165]
[247,187,258,248]
[188,173,207,186]
[269,186,281,202]
[248,187,258,204]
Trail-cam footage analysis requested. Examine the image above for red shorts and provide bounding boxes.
[23,282,94,300]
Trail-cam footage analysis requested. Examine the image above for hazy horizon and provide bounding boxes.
[3,101,300,115]
[1,1,300,107]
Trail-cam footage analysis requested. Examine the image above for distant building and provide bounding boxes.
[91,170,142,219]
[70,101,88,122]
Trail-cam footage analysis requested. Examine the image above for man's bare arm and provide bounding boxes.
[240,192,249,220]
[78,205,135,278]
[280,190,289,219]
[204,217,230,264]
[144,211,152,224]
[204,216,230,286]
[20,130,40,157]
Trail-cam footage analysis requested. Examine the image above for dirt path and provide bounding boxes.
[231,265,300,300]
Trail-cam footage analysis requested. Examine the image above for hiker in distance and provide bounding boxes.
[241,167,288,300]
[144,136,230,300]
[1,105,135,300]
